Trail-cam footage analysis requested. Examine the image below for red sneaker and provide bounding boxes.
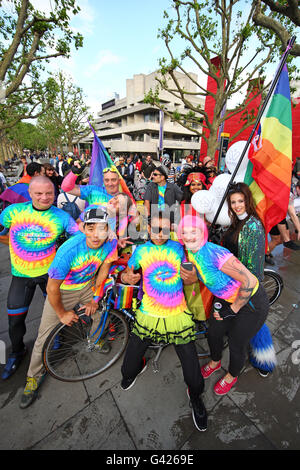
[214,376,237,395]
[201,361,221,379]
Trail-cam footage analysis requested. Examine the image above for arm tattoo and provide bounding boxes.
[225,258,254,308]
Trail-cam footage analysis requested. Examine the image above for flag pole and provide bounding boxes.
[208,36,296,236]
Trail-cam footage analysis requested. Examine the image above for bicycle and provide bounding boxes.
[42,269,283,382]
[42,276,212,382]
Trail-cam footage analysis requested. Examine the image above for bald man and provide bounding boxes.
[0,176,79,379]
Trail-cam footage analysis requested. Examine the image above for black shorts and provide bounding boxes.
[269,218,288,236]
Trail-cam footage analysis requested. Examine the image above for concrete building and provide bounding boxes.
[77,70,204,162]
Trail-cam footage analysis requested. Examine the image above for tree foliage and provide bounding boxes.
[253,0,300,56]
[145,0,299,157]
[0,0,83,132]
[37,71,93,152]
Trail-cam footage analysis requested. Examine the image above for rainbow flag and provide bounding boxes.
[88,121,135,204]
[246,64,292,236]
[0,182,30,205]
[114,284,138,309]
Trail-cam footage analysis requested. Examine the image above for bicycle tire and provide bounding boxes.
[42,309,129,382]
[263,269,283,306]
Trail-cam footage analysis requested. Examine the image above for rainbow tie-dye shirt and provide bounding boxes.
[80,185,112,207]
[127,239,188,318]
[186,242,241,303]
[48,232,118,291]
[0,202,79,278]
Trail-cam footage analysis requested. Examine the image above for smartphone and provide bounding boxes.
[181,262,194,271]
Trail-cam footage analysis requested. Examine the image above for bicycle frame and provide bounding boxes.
[88,278,136,345]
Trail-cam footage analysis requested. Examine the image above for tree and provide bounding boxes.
[145,0,299,158]
[7,121,48,151]
[37,71,93,152]
[0,0,83,132]
[253,0,300,56]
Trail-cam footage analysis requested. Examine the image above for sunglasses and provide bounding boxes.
[151,225,170,235]
[152,172,162,177]
[103,167,118,174]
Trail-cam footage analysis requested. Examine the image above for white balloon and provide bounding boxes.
[205,202,231,227]
[225,140,249,176]
[210,173,232,199]
[191,190,216,214]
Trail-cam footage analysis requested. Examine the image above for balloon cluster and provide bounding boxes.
[191,141,249,226]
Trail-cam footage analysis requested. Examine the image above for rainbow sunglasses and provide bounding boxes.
[103,166,118,174]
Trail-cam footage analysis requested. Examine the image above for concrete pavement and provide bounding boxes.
[0,242,299,451]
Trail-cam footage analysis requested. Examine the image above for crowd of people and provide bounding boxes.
[0,149,299,433]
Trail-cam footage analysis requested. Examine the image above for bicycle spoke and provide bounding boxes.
[43,310,129,382]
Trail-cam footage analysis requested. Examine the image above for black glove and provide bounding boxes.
[71,164,86,175]
[218,304,237,320]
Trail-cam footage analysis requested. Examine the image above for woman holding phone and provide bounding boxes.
[178,215,270,395]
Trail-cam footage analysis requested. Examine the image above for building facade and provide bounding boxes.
[78,71,204,161]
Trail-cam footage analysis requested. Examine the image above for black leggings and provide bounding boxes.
[121,333,204,401]
[208,284,269,377]
[7,274,48,353]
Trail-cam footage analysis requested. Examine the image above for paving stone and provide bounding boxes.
[32,390,135,450]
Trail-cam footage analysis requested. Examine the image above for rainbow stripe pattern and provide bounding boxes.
[187,242,241,302]
[128,239,187,318]
[48,232,118,291]
[246,64,292,235]
[0,202,79,277]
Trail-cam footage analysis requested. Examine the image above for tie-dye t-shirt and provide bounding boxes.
[48,232,118,291]
[186,242,241,303]
[80,185,113,207]
[0,202,79,278]
[128,239,188,318]
[158,184,166,210]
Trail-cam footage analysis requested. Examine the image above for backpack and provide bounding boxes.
[60,192,81,220]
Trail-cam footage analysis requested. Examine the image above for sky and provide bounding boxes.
[51,0,175,116]
[2,0,300,118]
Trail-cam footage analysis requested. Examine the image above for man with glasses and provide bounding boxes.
[61,165,120,209]
[19,208,118,409]
[144,166,182,227]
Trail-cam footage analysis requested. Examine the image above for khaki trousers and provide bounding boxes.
[27,282,94,378]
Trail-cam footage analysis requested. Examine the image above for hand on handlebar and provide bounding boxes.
[80,300,98,316]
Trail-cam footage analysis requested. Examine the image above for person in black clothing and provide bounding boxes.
[125,155,135,188]
[43,163,63,205]
[117,156,128,178]
[141,155,156,180]
[144,166,182,226]
[56,154,70,177]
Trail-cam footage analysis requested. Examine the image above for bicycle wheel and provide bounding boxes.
[263,269,283,306]
[42,309,129,382]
